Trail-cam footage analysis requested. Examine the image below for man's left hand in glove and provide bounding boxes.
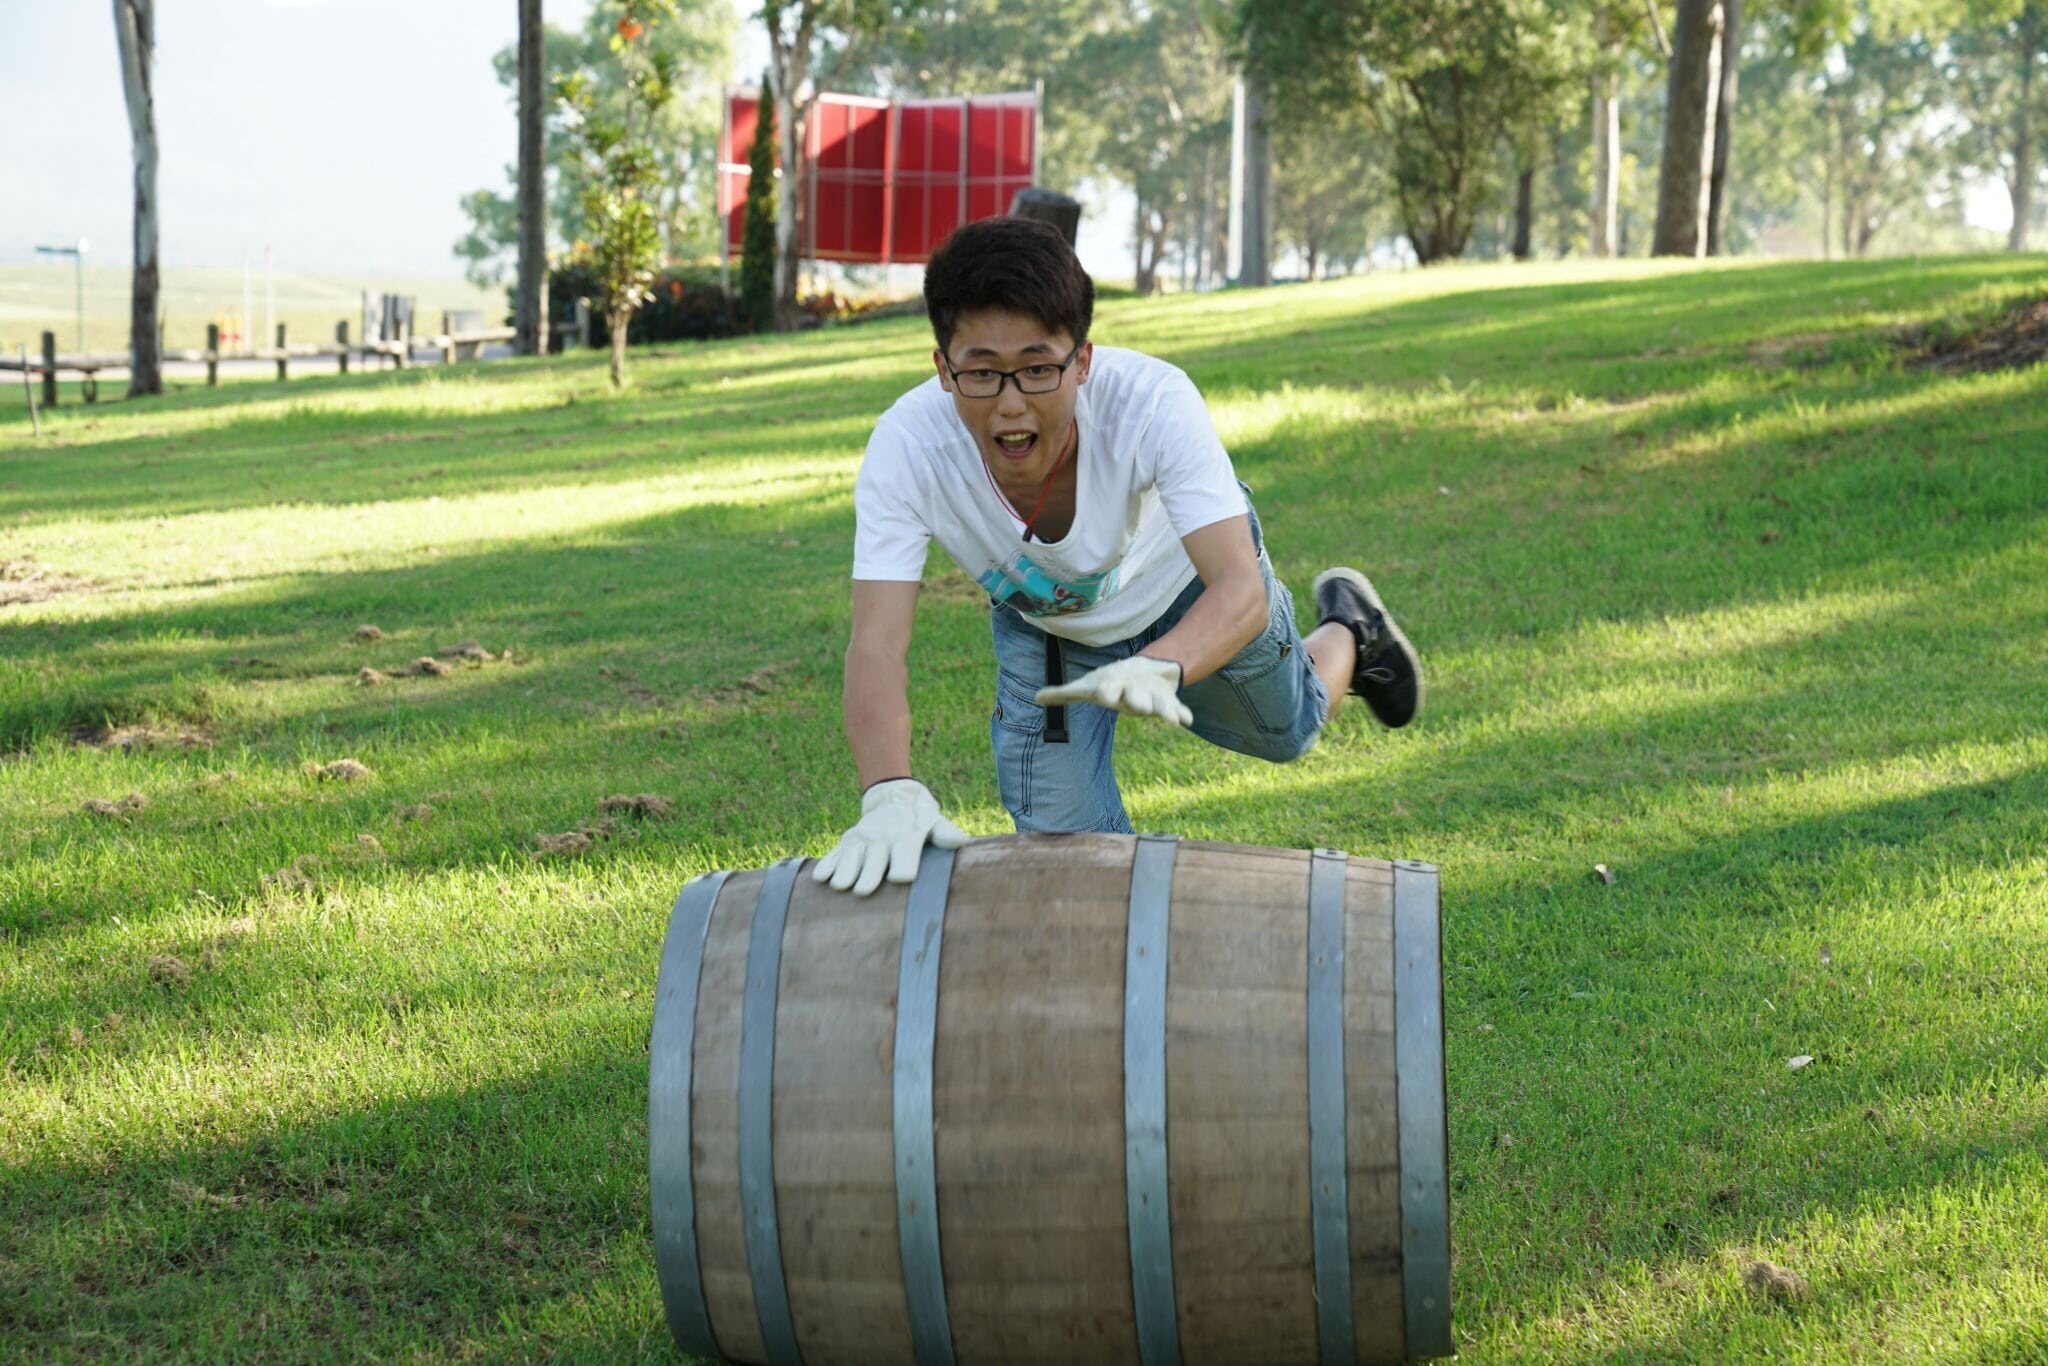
[1035,655,1192,727]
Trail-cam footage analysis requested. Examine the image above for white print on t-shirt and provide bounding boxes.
[852,345,1247,648]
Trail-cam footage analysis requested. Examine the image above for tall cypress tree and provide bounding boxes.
[740,76,777,333]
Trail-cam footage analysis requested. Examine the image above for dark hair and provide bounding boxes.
[922,217,1094,357]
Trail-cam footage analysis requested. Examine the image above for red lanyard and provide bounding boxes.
[1017,420,1079,543]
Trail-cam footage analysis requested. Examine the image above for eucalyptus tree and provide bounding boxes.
[1945,2,2048,249]
[1238,0,1584,263]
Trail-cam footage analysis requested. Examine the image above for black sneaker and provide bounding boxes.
[1312,567,1423,727]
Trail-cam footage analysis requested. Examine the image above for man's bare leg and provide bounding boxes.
[1305,620,1356,722]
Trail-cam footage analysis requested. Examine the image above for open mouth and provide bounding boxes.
[992,431,1038,460]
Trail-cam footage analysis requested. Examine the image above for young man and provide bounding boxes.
[812,217,1422,896]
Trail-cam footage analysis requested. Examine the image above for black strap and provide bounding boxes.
[1043,630,1069,744]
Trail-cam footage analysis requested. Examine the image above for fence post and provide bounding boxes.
[440,311,456,366]
[276,323,289,382]
[41,331,57,409]
[336,320,350,375]
[206,323,220,387]
[396,312,410,369]
[575,297,592,349]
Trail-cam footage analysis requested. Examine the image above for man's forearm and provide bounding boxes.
[844,644,913,790]
[1140,569,1268,685]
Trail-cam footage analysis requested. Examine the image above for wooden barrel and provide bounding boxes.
[650,834,1451,1365]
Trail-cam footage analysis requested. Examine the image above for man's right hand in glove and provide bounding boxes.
[812,777,970,897]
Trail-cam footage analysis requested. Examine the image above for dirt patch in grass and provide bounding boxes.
[599,792,673,818]
[705,660,798,706]
[82,792,150,819]
[1901,295,2048,373]
[351,624,386,642]
[0,558,95,607]
[312,758,374,783]
[72,723,213,751]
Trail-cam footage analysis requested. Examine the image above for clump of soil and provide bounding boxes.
[394,802,434,822]
[352,625,386,643]
[83,792,150,819]
[356,833,385,858]
[600,793,673,818]
[355,667,388,686]
[534,791,670,856]
[264,854,321,892]
[0,558,94,607]
[147,954,193,989]
[1744,1260,1811,1302]
[1902,295,2048,373]
[409,656,454,678]
[439,639,495,662]
[313,758,373,783]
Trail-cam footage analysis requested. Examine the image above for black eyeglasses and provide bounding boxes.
[941,341,1083,398]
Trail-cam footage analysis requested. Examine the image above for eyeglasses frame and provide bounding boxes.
[938,340,1086,399]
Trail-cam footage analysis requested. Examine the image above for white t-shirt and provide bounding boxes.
[852,345,1247,647]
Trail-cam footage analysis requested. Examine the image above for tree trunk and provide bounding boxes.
[113,0,161,397]
[1652,0,1725,257]
[609,308,629,387]
[1590,56,1620,257]
[1705,0,1742,255]
[1134,196,1155,294]
[1512,165,1534,260]
[515,0,549,356]
[766,6,814,332]
[1230,74,1271,285]
[2012,12,2037,253]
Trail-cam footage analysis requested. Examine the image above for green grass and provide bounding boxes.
[3,253,2046,1361]
[0,264,506,359]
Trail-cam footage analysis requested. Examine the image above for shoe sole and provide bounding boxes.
[1312,566,1426,726]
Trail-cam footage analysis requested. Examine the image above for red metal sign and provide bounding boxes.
[719,88,1039,266]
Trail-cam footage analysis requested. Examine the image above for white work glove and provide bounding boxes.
[812,778,970,896]
[1035,656,1193,727]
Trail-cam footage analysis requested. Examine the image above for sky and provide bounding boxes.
[0,0,1129,283]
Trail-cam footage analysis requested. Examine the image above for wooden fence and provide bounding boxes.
[3,298,594,410]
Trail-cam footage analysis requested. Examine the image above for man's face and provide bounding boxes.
[934,308,1092,485]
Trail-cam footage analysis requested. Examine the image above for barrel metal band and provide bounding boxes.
[1308,849,1355,1366]
[650,869,732,1360]
[893,847,959,1366]
[740,857,806,1366]
[1393,861,1452,1358]
[1125,833,1182,1366]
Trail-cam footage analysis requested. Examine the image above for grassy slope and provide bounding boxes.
[0,264,506,360]
[1,255,2045,1361]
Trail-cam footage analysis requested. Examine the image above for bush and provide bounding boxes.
[526,263,743,349]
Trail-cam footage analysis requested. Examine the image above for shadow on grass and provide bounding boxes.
[0,1030,689,1361]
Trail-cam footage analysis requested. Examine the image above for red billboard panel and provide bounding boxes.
[718,87,1038,267]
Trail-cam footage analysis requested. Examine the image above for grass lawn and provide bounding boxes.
[2,253,2046,1361]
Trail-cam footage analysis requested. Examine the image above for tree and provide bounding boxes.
[1948,2,2048,250]
[517,0,550,356]
[455,2,731,292]
[1272,101,1388,276]
[1820,26,1954,255]
[1706,0,1745,253]
[1652,0,1727,255]
[740,73,778,331]
[557,1,682,387]
[1239,0,1584,264]
[112,0,160,397]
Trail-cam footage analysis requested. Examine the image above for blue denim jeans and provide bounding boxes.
[988,492,1329,833]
